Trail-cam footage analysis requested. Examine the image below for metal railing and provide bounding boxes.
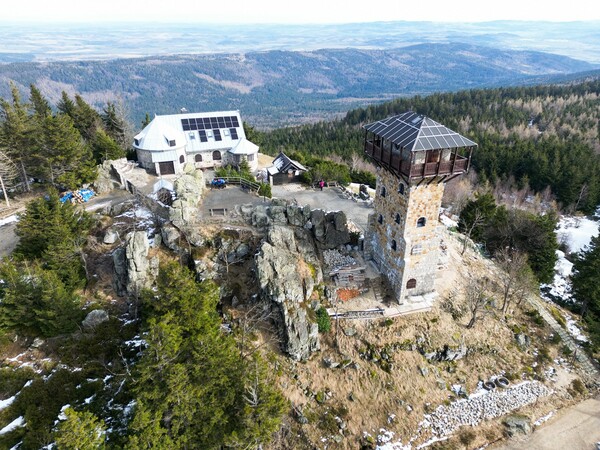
[207,177,261,192]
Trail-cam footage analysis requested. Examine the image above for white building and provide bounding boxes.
[133,110,259,175]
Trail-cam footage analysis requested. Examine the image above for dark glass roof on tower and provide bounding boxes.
[363,111,477,151]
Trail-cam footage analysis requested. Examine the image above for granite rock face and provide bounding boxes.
[256,225,323,360]
[82,309,109,330]
[113,231,158,296]
[169,169,204,228]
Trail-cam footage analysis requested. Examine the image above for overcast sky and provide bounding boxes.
[3,0,599,23]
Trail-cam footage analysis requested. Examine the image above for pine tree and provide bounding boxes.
[40,113,97,188]
[571,235,600,350]
[57,91,76,117]
[102,102,130,150]
[0,82,33,191]
[92,128,125,163]
[127,262,284,449]
[54,407,106,450]
[28,84,51,118]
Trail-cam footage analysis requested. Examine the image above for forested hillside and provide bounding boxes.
[0,44,596,128]
[260,80,600,213]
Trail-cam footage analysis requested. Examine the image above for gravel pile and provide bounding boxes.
[323,249,356,270]
[423,381,552,437]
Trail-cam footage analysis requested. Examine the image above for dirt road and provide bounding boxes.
[492,396,600,450]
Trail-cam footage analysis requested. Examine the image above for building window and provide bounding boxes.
[378,214,383,224]
[134,138,139,146]
[381,185,386,197]
[195,154,202,162]
[411,244,423,255]
[391,239,397,251]
[406,278,417,289]
[189,132,196,140]
[212,150,222,161]
[398,183,405,194]
[417,217,426,227]
[179,155,185,164]
[395,213,401,224]
[247,153,255,162]
[167,139,176,147]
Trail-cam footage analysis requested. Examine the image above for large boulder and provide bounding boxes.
[504,415,532,436]
[169,170,205,228]
[82,309,109,330]
[256,225,322,360]
[124,231,155,294]
[103,228,119,245]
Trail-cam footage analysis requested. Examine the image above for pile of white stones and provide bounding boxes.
[323,249,356,270]
[423,381,552,437]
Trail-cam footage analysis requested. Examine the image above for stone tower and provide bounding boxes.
[363,112,476,307]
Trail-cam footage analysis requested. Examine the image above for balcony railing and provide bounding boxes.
[365,141,469,179]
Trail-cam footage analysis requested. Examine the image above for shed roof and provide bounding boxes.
[363,111,477,151]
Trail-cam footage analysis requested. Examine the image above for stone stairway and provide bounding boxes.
[528,295,600,382]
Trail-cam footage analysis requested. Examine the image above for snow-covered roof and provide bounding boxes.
[134,110,252,154]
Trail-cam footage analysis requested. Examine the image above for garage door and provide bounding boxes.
[159,161,175,175]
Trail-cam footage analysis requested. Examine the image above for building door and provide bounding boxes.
[159,161,175,175]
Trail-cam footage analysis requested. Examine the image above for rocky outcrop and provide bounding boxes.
[113,231,159,296]
[504,415,532,436]
[82,309,109,330]
[256,225,323,360]
[93,159,123,194]
[240,203,351,250]
[169,167,205,228]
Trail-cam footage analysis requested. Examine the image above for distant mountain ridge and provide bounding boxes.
[0,43,596,127]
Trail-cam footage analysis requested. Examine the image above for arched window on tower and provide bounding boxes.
[391,239,397,251]
[398,183,405,194]
[406,278,417,289]
[417,217,426,228]
[195,154,202,162]
[179,155,185,164]
[395,213,401,224]
[381,186,386,197]
[378,214,383,224]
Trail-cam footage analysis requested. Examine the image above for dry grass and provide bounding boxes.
[267,229,575,449]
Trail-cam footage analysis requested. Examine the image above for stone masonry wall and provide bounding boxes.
[367,167,445,303]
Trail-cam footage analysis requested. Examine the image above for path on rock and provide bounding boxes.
[492,395,600,450]
[528,295,600,381]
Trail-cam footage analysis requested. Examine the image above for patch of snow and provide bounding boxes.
[557,215,599,254]
[534,410,555,426]
[439,214,458,229]
[0,416,25,435]
[57,404,71,421]
[0,215,18,227]
[565,314,588,342]
[0,395,16,411]
[84,395,95,404]
[541,251,573,302]
[10,442,23,450]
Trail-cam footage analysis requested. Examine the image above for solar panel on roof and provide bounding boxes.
[214,129,222,141]
[225,117,232,127]
[232,117,240,127]
[199,130,208,142]
[230,128,238,140]
[217,117,225,127]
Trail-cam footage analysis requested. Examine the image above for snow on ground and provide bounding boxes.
[0,215,18,227]
[0,416,25,435]
[566,314,588,342]
[0,395,16,411]
[534,410,556,426]
[556,213,599,254]
[541,250,573,302]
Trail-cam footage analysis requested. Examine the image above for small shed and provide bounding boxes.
[267,151,308,185]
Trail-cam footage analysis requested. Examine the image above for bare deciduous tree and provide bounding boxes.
[494,248,538,314]
[464,277,492,329]
[0,150,19,207]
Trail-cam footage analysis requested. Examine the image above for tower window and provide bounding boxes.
[398,183,405,194]
[391,239,397,251]
[411,244,423,255]
[417,217,426,227]
[381,186,386,197]
[179,155,185,164]
[195,154,202,162]
[378,214,383,224]
[406,278,417,289]
[395,213,401,224]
